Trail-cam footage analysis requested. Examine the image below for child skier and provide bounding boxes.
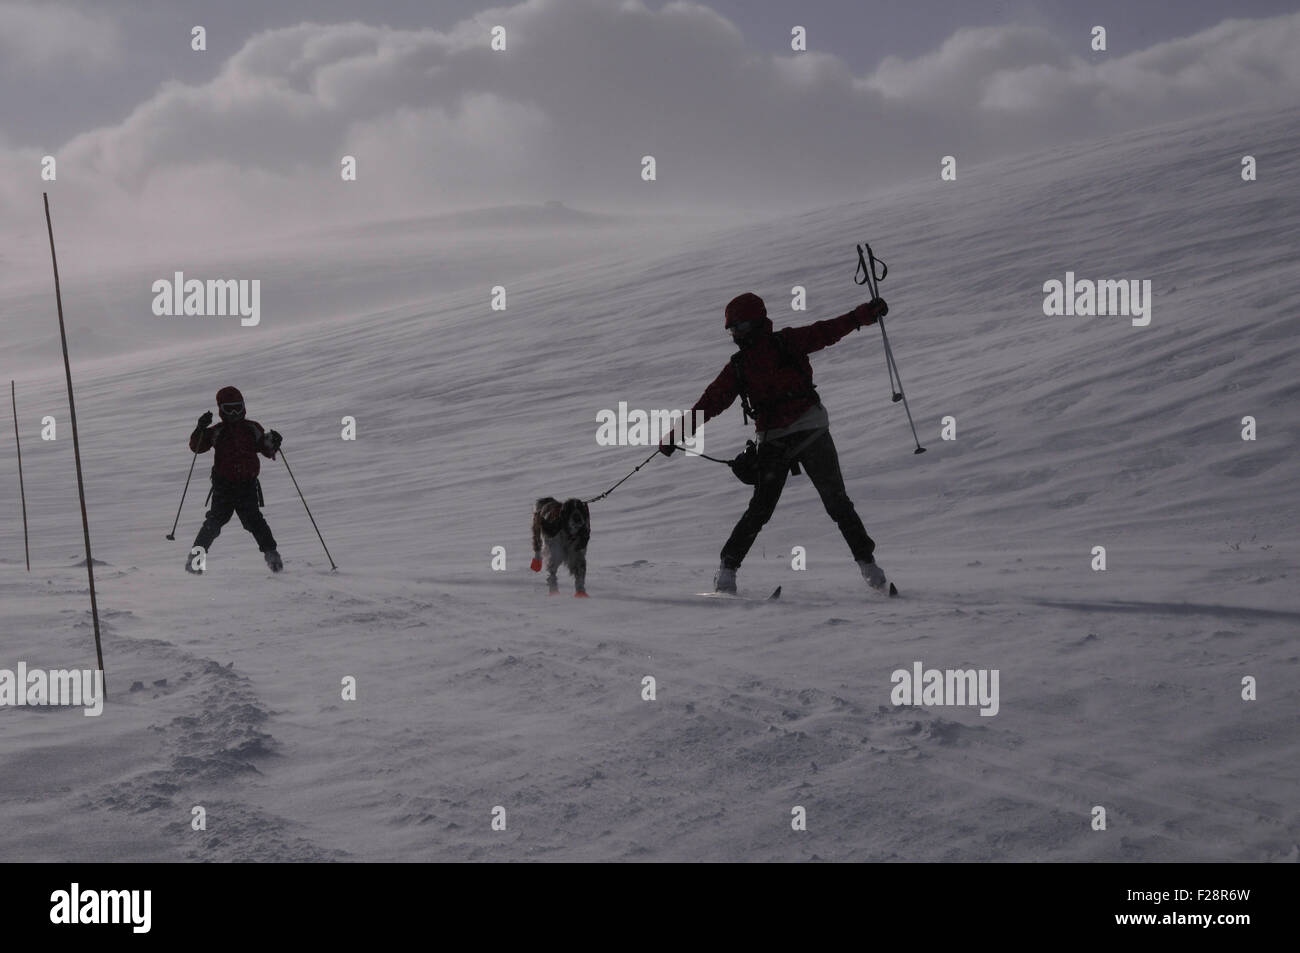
[186,385,284,573]
[660,292,891,594]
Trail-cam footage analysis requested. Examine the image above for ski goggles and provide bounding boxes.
[220,401,245,416]
[729,321,756,340]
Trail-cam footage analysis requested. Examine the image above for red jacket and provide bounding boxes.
[190,419,277,482]
[682,308,875,435]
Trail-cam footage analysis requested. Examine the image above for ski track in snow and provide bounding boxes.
[1,105,1298,861]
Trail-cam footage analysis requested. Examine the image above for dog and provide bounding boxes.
[530,497,590,597]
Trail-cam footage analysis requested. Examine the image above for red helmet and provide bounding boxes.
[724,292,771,340]
[216,386,245,421]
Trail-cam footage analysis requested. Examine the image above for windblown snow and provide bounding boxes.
[1,105,1296,861]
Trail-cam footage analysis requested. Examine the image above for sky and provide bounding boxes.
[6,0,1298,146]
[1,0,1297,257]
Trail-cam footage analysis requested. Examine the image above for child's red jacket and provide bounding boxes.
[190,419,278,483]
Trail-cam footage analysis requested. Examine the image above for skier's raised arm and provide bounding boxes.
[189,410,215,453]
[781,298,887,356]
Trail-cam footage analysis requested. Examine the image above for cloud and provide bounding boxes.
[975,16,1300,121]
[2,0,1297,258]
[0,2,123,71]
[865,24,1072,105]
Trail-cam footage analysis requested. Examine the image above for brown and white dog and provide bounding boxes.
[530,497,590,597]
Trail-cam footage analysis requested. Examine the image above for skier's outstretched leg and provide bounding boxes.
[720,444,790,570]
[233,492,277,553]
[797,430,875,563]
[192,488,236,555]
[797,430,889,590]
[230,482,281,571]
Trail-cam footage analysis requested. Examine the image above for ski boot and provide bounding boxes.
[857,559,897,596]
[265,550,283,573]
[713,564,738,594]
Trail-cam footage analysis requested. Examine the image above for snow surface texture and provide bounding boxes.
[1,105,1297,862]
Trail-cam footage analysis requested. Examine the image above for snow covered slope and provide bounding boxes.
[1,104,1296,861]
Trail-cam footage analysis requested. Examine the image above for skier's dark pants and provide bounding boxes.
[721,429,874,569]
[193,478,277,554]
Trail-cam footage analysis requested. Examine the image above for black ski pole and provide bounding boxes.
[11,380,30,570]
[279,447,337,570]
[856,243,900,398]
[166,450,199,540]
[855,241,924,453]
[883,337,902,402]
[880,318,925,454]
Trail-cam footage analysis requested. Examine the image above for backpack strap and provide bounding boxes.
[729,353,756,425]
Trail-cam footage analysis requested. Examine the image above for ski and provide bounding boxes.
[696,583,897,600]
[696,585,782,601]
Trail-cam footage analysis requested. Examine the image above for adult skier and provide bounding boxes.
[660,292,892,594]
[185,386,284,573]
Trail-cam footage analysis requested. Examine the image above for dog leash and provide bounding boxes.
[584,448,662,504]
[675,448,732,464]
[584,431,829,504]
[586,445,736,505]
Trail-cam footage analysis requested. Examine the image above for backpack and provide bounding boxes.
[729,330,820,428]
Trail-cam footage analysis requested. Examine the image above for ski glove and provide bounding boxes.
[197,410,213,429]
[267,430,283,451]
[658,442,678,457]
[854,298,888,326]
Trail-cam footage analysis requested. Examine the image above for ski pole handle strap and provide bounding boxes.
[854,243,887,298]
